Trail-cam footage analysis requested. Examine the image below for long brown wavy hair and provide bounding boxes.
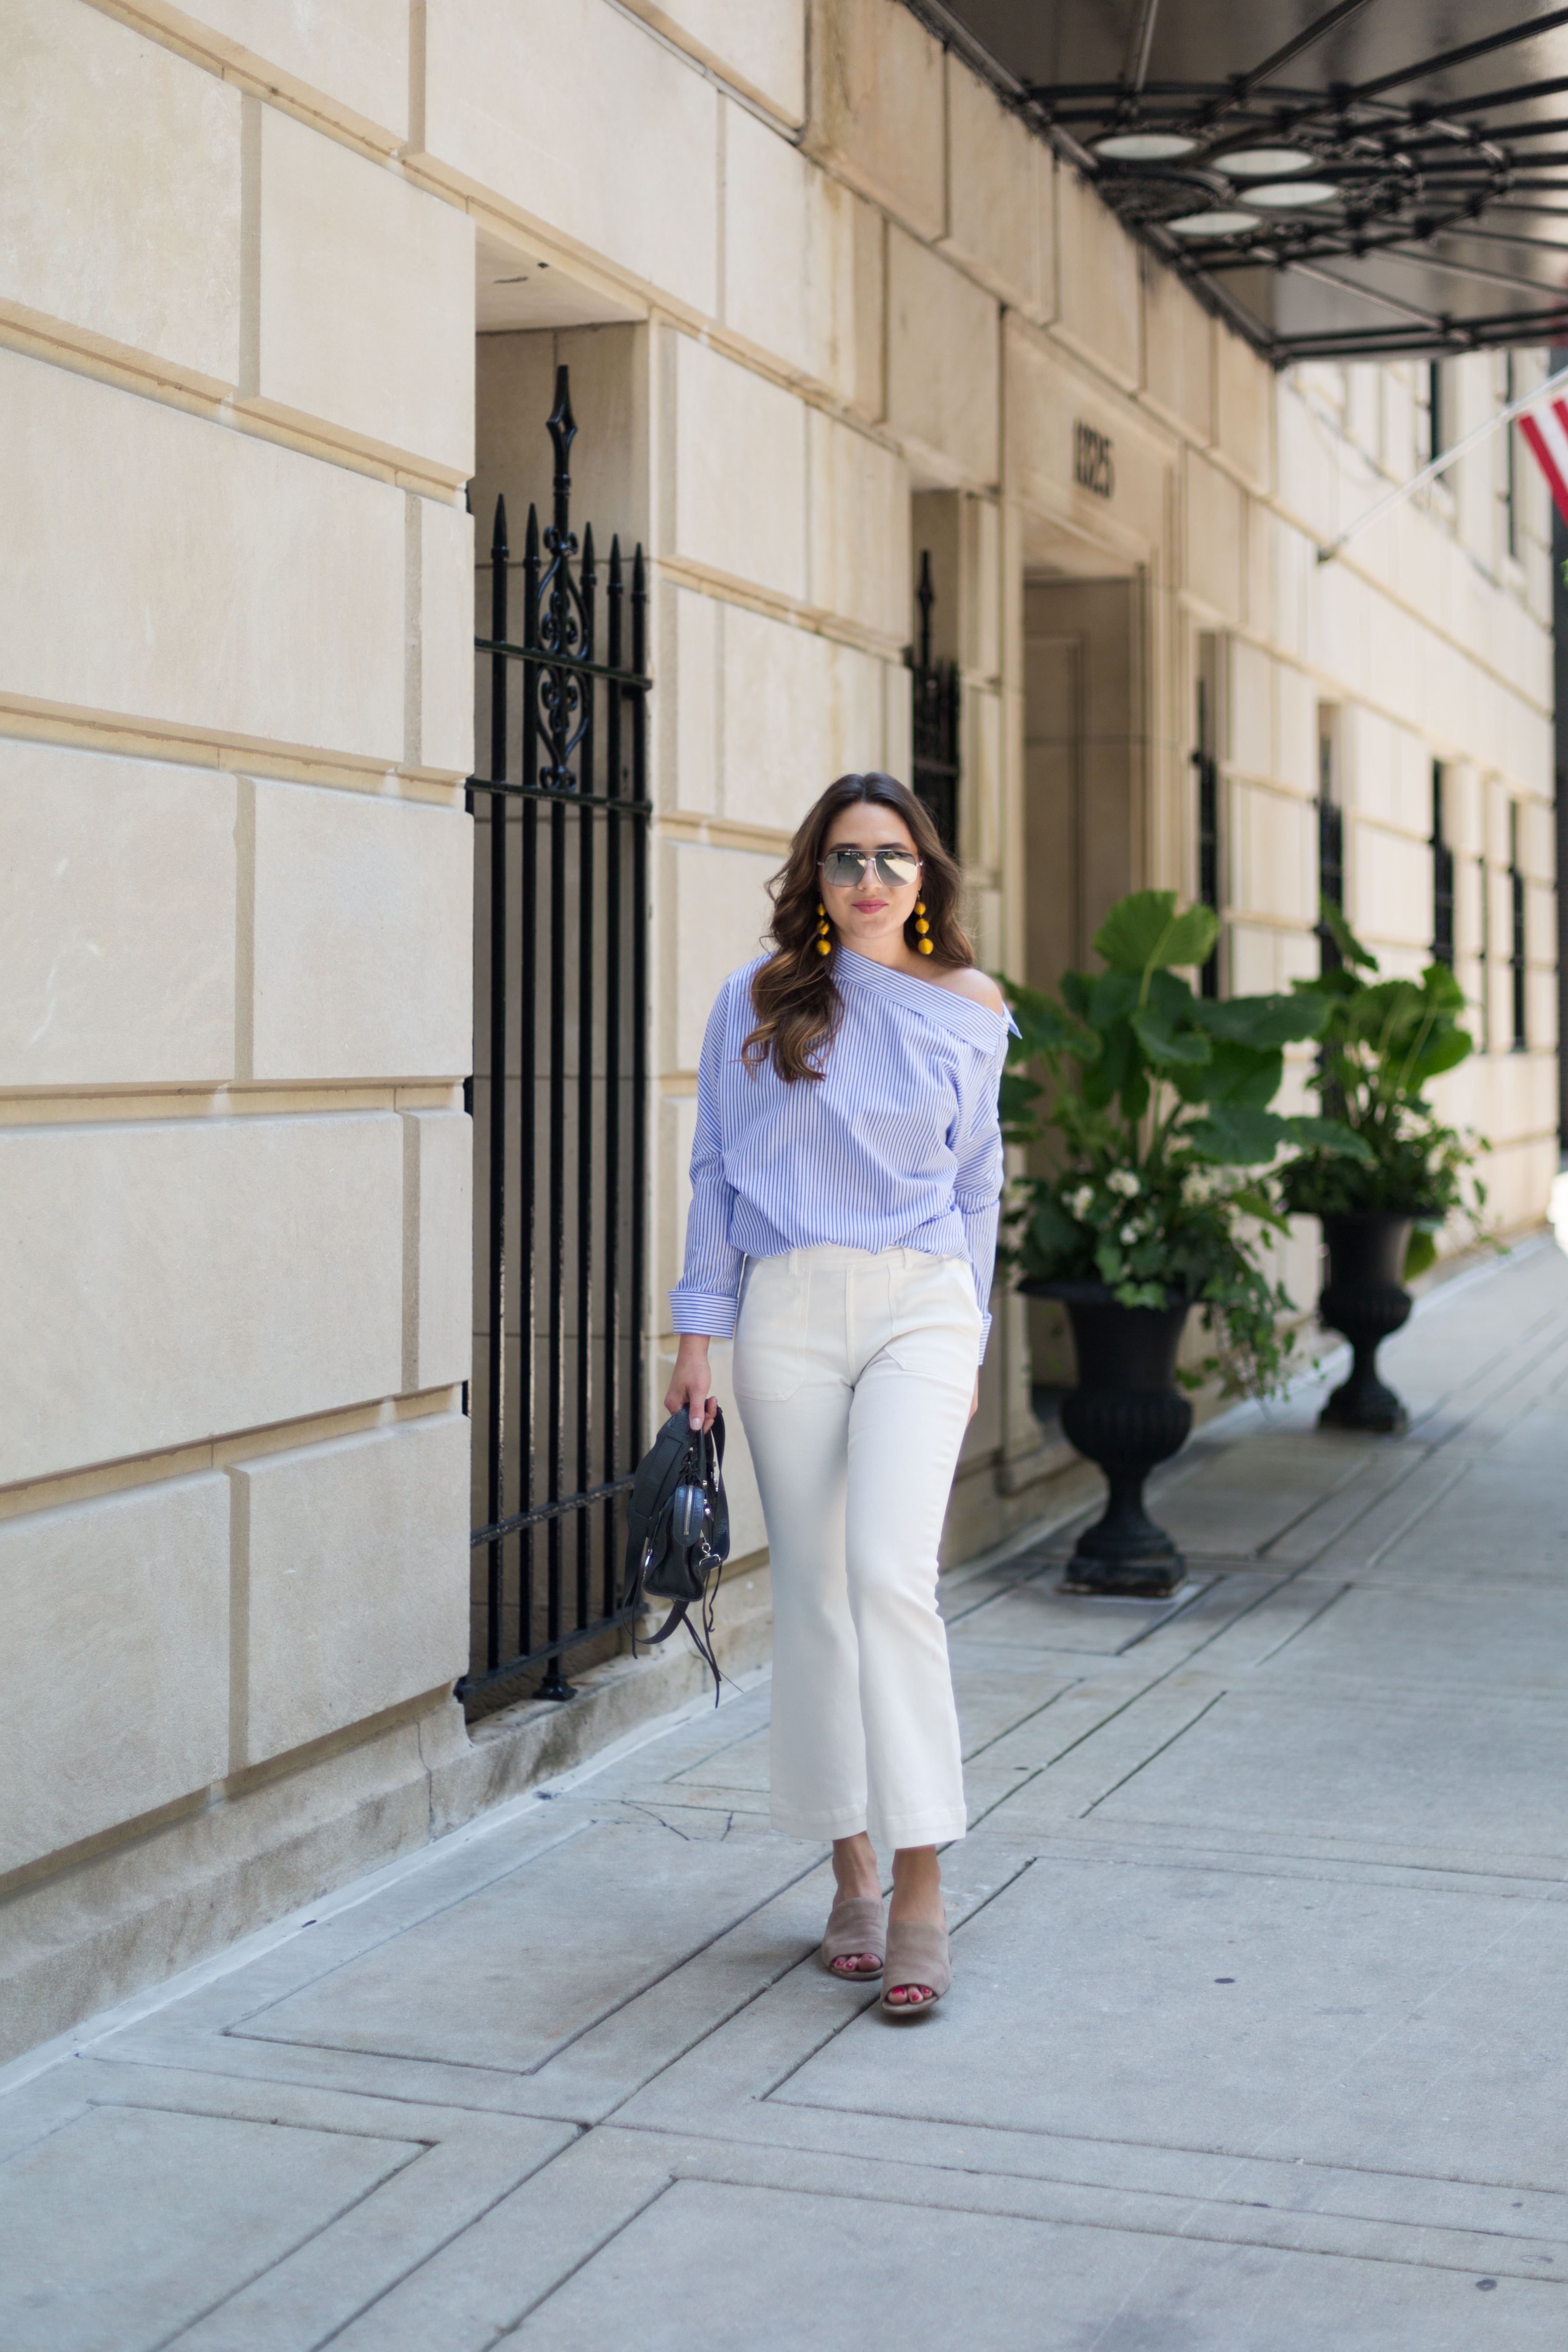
[741,772,973,1083]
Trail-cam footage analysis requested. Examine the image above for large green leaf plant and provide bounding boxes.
[1277,903,1488,1278]
[1000,890,1366,1396]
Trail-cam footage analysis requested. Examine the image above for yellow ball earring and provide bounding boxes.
[914,898,933,955]
[815,898,831,956]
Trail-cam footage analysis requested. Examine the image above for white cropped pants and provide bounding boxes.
[732,1243,980,1850]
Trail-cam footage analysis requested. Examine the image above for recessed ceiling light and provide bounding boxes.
[1219,148,1314,178]
[1169,209,1260,237]
[1248,180,1338,208]
[1095,131,1198,162]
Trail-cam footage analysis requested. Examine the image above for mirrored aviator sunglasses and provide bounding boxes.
[820,846,921,890]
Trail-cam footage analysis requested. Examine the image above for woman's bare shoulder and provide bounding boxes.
[929,964,1007,1018]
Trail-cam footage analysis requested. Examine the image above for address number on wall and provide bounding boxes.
[1073,422,1116,499]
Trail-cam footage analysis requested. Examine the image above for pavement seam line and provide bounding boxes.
[307,2124,590,2352]
[137,2133,426,2352]
[962,1683,1080,1762]
[232,1848,832,2086]
[1237,1579,1356,1669]
[523,2144,1568,2285]
[628,2115,1568,2262]
[493,2175,681,2340]
[213,1820,602,2038]
[1075,1690,1230,1817]
[726,2088,1568,2201]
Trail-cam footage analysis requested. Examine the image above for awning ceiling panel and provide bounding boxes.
[909,0,1568,361]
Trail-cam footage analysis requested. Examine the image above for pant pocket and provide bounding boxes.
[732,1257,807,1400]
[879,1256,981,1389]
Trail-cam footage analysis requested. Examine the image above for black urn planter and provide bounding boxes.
[1317,1211,1414,1435]
[1023,1279,1194,1598]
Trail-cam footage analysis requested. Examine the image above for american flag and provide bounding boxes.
[1518,394,1568,526]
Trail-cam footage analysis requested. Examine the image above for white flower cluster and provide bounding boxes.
[1106,1169,1140,1198]
[1181,1165,1247,1207]
[1066,1184,1096,1221]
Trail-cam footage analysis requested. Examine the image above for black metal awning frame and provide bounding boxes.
[902,0,1568,364]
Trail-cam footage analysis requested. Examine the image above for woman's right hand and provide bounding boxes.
[665,1336,719,1432]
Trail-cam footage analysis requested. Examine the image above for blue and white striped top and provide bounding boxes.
[671,944,1020,1363]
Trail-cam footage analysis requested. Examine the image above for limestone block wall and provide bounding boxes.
[1267,355,1558,1233]
[0,0,475,2055]
[3,0,1557,2056]
[421,0,1558,1541]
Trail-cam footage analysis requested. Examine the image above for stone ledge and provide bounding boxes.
[996,1425,1080,1496]
[0,1566,773,2067]
[0,1705,460,2064]
[430,1572,776,1835]
[943,1436,1100,1563]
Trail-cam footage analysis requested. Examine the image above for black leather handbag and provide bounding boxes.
[622,1407,730,1696]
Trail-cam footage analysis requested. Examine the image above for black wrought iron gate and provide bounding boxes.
[461,366,650,1707]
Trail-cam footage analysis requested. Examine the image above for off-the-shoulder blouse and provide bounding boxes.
[670,943,1020,1363]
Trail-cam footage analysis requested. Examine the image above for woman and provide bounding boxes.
[666,771,1016,2015]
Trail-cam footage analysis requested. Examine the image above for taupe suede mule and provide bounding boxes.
[880,1918,951,2015]
[820,1894,886,1977]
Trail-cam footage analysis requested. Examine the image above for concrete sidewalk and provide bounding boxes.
[4,1240,1568,2350]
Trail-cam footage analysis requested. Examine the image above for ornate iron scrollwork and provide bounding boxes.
[528,370,592,791]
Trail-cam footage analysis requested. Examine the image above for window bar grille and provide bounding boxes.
[1511,806,1528,1050]
[909,551,960,855]
[1317,801,1344,972]
[1317,719,1344,976]
[461,364,653,1708]
[1428,361,1445,464]
[1432,763,1455,969]
[1194,672,1220,998]
[1479,845,1492,1055]
[1505,353,1519,562]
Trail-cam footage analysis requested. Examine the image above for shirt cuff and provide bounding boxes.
[976,1309,992,1365]
[670,1288,739,1340]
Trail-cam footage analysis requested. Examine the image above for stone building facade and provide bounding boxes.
[0,0,1556,2058]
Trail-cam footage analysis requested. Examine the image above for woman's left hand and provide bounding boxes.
[968,1375,979,1423]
